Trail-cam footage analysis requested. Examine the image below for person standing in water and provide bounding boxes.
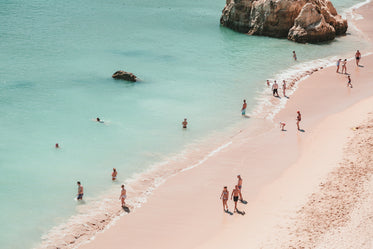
[241,99,247,116]
[237,175,243,201]
[182,118,188,129]
[347,76,353,88]
[55,143,59,149]
[220,186,229,212]
[119,185,126,207]
[282,80,287,97]
[296,111,302,130]
[355,50,361,66]
[112,168,117,181]
[77,181,84,200]
[231,185,240,212]
[293,51,297,61]
[336,59,341,73]
[266,80,270,87]
[272,81,279,97]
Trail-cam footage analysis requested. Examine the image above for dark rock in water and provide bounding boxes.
[112,71,137,82]
[220,0,348,43]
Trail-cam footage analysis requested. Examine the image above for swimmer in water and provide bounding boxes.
[119,185,127,207]
[293,51,297,61]
[112,168,117,181]
[55,143,59,149]
[96,117,104,123]
[182,118,188,129]
[77,181,84,200]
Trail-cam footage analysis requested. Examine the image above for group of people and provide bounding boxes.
[270,80,287,97]
[75,168,127,208]
[336,50,362,88]
[220,175,243,213]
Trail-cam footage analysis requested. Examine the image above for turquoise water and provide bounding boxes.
[0,0,369,248]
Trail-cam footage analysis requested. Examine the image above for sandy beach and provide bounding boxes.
[72,3,373,249]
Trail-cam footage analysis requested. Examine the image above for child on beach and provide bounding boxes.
[220,186,229,212]
[336,59,341,73]
[347,76,353,88]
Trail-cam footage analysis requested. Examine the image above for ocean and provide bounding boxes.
[0,0,370,248]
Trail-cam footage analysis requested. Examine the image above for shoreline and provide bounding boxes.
[37,1,373,249]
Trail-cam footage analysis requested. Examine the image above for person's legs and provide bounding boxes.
[297,121,300,130]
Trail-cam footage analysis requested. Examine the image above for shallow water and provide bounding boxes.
[0,0,370,248]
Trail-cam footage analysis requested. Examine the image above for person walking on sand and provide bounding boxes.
[231,185,240,212]
[282,80,287,97]
[272,81,279,97]
[112,168,117,181]
[220,186,229,212]
[119,185,126,207]
[296,111,302,130]
[293,51,297,61]
[182,118,188,129]
[355,50,361,66]
[336,59,341,73]
[266,80,270,87]
[347,75,353,88]
[77,181,84,200]
[237,175,243,200]
[342,59,347,74]
[241,99,247,116]
[280,122,286,131]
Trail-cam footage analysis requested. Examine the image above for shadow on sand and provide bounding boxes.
[122,206,130,213]
[298,129,305,132]
[235,209,246,215]
[225,210,234,215]
[240,199,248,204]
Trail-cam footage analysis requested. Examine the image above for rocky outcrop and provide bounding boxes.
[112,71,137,82]
[220,0,348,43]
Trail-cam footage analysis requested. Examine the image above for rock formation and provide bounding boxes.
[112,71,137,82]
[220,0,348,43]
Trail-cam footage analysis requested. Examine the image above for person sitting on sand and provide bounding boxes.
[336,59,341,73]
[77,181,84,200]
[182,118,188,129]
[293,51,297,61]
[282,80,287,97]
[272,81,279,97]
[237,175,243,201]
[231,185,240,212]
[341,59,347,74]
[112,168,117,181]
[355,50,361,66]
[241,99,247,116]
[347,75,353,88]
[280,122,286,131]
[296,111,302,130]
[119,185,126,207]
[220,186,229,212]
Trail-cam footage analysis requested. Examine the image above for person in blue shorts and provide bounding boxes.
[77,181,84,200]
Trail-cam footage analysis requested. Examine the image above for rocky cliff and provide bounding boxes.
[220,0,348,43]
